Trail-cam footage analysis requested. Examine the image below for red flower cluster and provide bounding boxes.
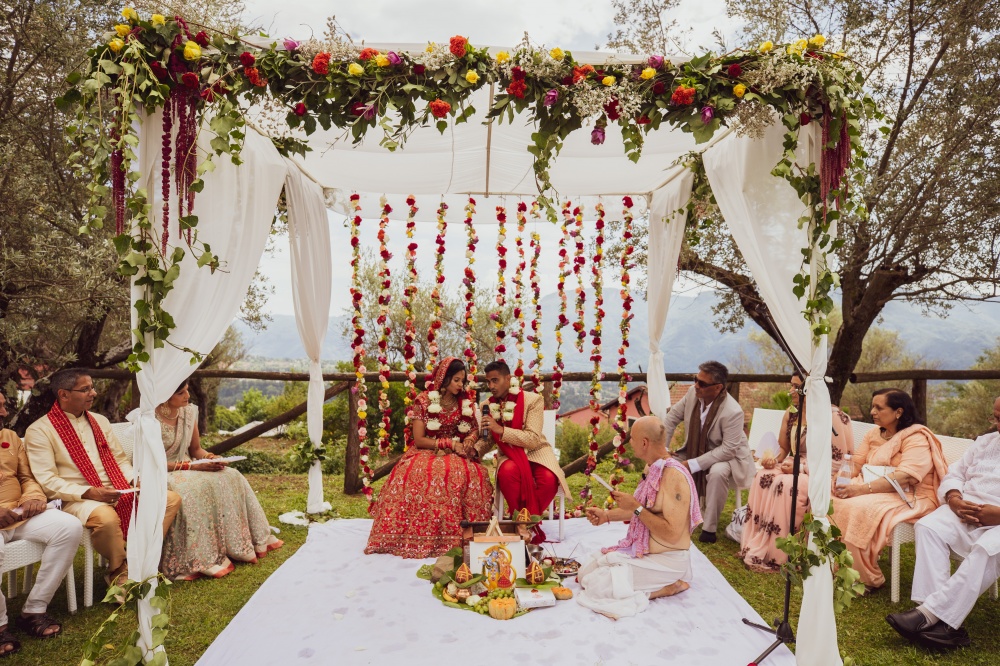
[294,102,307,116]
[312,52,331,75]
[359,47,379,61]
[671,84,696,106]
[245,67,267,87]
[727,63,743,78]
[194,31,209,47]
[413,64,426,75]
[652,81,666,95]
[449,36,468,58]
[429,99,451,118]
[572,64,595,84]
[240,51,255,67]
[181,72,199,89]
[603,98,621,121]
[507,80,527,98]
[149,60,168,80]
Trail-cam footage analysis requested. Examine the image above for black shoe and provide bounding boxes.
[698,530,717,543]
[915,622,971,651]
[886,608,936,643]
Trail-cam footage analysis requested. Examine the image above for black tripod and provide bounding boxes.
[741,316,809,665]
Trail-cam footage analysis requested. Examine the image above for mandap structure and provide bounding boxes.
[62,8,877,665]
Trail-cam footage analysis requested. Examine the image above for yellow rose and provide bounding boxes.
[426,42,436,53]
[640,67,656,80]
[602,75,615,86]
[108,38,125,53]
[375,54,390,67]
[496,51,510,64]
[122,7,138,23]
[549,47,564,61]
[114,24,130,37]
[348,62,365,77]
[809,34,826,47]
[792,38,808,53]
[151,14,165,27]
[357,410,367,420]
[759,41,774,53]
[465,70,479,84]
[833,50,845,60]
[182,40,201,61]
[733,83,746,98]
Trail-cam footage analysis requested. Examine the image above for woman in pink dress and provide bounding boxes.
[365,357,493,558]
[739,372,854,572]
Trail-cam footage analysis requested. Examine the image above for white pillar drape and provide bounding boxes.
[283,160,333,514]
[645,170,694,418]
[131,116,287,660]
[703,121,837,665]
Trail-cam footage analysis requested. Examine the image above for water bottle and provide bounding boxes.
[836,453,853,488]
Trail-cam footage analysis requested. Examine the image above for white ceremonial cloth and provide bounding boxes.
[196,519,794,666]
[645,170,693,417]
[703,120,838,665]
[133,117,287,660]
[283,160,333,514]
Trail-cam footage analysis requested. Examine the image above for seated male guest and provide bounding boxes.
[0,393,82,656]
[577,416,701,619]
[472,360,568,544]
[886,395,1000,650]
[664,361,755,542]
[24,369,181,591]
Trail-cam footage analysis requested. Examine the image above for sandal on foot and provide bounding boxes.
[15,613,62,639]
[0,629,20,658]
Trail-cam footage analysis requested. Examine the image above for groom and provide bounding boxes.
[471,361,568,544]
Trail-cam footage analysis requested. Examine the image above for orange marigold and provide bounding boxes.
[312,52,331,75]
[671,84,696,106]
[359,47,379,61]
[449,36,468,58]
[429,99,451,118]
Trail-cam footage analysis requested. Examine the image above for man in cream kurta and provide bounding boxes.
[886,396,1000,650]
[24,370,180,588]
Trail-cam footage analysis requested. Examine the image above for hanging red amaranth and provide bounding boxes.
[819,104,851,223]
[160,102,173,254]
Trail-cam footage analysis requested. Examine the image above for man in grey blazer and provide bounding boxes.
[663,361,755,543]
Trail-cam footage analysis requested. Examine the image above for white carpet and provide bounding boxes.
[196,519,796,666]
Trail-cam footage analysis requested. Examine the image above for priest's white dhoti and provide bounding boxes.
[576,549,691,619]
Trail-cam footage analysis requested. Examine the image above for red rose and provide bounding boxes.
[652,81,666,95]
[670,84,696,106]
[561,75,573,86]
[506,80,527,98]
[149,60,168,80]
[429,99,451,118]
[181,72,199,89]
[240,51,255,67]
[199,88,215,102]
[449,35,468,58]
[351,237,360,247]
[312,52,331,75]
[212,81,228,95]
[517,202,527,212]
[413,64,426,75]
[800,112,812,126]
[603,98,621,121]
[294,102,307,116]
[727,63,742,78]
[406,196,416,206]
[194,31,210,47]
[511,67,525,82]
[623,196,634,208]
[349,193,360,201]
[636,115,651,125]
[359,47,379,61]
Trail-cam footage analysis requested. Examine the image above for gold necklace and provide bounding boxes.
[157,405,179,420]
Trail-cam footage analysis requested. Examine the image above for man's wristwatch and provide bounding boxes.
[633,505,644,517]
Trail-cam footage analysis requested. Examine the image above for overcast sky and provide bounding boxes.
[240,0,743,318]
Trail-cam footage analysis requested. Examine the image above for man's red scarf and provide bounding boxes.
[490,390,543,516]
[47,402,135,538]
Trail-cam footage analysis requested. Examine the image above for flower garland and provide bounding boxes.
[610,197,635,491]
[551,202,572,409]
[512,202,528,379]
[426,201,448,386]
[492,205,508,356]
[376,198,393,458]
[402,195,420,420]
[528,201,544,393]
[488,378,522,425]
[571,205,587,353]
[348,195,373,502]
[425,390,472,448]
[462,198,479,385]
[582,203,607,501]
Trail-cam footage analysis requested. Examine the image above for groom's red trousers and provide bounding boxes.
[496,459,559,518]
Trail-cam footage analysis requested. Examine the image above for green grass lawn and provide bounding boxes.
[6,455,999,665]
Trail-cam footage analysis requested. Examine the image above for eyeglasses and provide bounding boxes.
[67,387,97,394]
[694,379,722,389]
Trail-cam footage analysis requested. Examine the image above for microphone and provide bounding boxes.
[481,403,491,440]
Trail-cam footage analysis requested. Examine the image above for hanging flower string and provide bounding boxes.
[402,195,420,418]
[582,202,607,505]
[551,201,571,409]
[528,201,544,393]
[512,202,528,380]
[427,201,448,386]
[348,195,373,502]
[571,205,587,353]
[462,198,479,386]
[610,196,635,492]
[492,205,508,357]
[376,197,393,458]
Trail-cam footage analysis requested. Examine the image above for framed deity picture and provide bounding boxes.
[469,538,526,591]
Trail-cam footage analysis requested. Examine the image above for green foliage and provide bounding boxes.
[763,390,794,411]
[81,575,172,666]
[285,437,328,473]
[556,420,615,466]
[233,389,269,423]
[931,339,1000,439]
[212,405,245,432]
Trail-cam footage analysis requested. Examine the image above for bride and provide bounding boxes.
[365,357,493,558]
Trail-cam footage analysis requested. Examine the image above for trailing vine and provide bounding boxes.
[81,574,172,666]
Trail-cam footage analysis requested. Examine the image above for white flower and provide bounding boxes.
[462,406,474,417]
[428,403,442,414]
[509,386,521,395]
[458,422,472,433]
[427,419,441,431]
[466,250,474,259]
[509,378,520,388]
[497,234,506,242]
[466,594,482,606]
[489,404,502,416]
[358,400,367,411]
[428,391,441,401]
[502,410,515,422]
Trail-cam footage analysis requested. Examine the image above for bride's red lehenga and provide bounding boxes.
[365,358,494,558]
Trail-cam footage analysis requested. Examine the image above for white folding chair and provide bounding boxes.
[494,487,565,542]
[1,539,77,614]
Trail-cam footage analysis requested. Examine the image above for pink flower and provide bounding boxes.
[591,126,605,145]
[543,89,559,106]
[283,38,300,51]
[386,51,402,66]
[648,55,665,69]
[700,106,714,123]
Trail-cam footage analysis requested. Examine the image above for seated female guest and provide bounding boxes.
[739,372,854,572]
[156,381,282,580]
[366,357,493,558]
[831,388,948,590]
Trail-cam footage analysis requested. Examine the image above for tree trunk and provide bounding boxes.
[92,378,129,421]
[343,385,362,495]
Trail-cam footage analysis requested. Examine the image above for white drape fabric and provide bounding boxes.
[132,115,287,660]
[703,122,838,665]
[283,160,333,514]
[645,170,694,417]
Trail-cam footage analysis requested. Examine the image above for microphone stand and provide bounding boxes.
[740,311,808,665]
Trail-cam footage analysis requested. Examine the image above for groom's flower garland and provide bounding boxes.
[582,203,607,500]
[426,201,448,387]
[512,202,528,378]
[376,198,393,458]
[402,196,419,413]
[551,203,572,409]
[610,197,635,490]
[488,377,522,425]
[348,195,373,501]
[493,206,508,356]
[462,198,479,383]
[571,206,587,353]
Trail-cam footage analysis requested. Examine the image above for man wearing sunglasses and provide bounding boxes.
[662,361,754,543]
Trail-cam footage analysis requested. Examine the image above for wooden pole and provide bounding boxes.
[727,381,741,402]
[372,454,403,483]
[207,382,350,454]
[561,435,622,477]
[344,384,361,495]
[912,378,928,424]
